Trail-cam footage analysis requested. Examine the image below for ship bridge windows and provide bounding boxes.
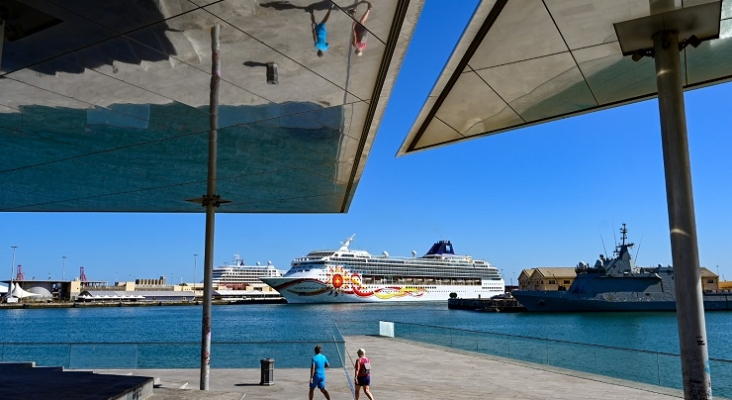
[307,252,335,258]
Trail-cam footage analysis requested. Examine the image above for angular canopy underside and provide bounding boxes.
[399,0,732,155]
[0,0,422,212]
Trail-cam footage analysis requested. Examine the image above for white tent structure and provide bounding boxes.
[5,282,41,300]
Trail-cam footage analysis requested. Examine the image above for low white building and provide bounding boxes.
[78,290,195,302]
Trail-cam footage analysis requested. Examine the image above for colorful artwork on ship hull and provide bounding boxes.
[279,266,427,300]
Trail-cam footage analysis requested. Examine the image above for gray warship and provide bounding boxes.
[512,224,732,312]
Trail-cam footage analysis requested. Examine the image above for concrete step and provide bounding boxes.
[0,363,155,400]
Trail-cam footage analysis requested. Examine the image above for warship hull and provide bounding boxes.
[512,290,732,312]
[513,224,732,312]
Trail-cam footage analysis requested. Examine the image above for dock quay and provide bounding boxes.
[448,297,526,312]
[0,298,286,310]
[75,335,684,400]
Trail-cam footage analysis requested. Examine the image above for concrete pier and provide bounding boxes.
[92,335,686,400]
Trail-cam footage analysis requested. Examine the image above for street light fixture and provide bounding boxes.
[10,245,18,283]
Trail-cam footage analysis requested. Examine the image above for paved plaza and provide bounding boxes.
[96,335,687,400]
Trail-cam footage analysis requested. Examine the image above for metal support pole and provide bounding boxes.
[1,20,5,71]
[200,24,220,391]
[653,30,712,399]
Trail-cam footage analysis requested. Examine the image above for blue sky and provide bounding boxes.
[2,0,731,286]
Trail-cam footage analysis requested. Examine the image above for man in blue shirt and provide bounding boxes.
[309,344,331,400]
[310,5,333,58]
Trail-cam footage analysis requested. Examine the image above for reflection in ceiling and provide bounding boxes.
[0,0,422,212]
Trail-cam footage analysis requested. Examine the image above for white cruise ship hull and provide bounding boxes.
[260,276,503,304]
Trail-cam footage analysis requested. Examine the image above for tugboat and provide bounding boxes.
[512,224,732,312]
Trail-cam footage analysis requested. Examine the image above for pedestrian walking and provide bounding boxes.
[354,348,375,400]
[350,2,372,56]
[309,344,331,400]
[311,5,334,57]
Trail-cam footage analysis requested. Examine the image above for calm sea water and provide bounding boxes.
[2,303,732,359]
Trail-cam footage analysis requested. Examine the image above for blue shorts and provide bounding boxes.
[310,375,326,389]
[356,375,370,386]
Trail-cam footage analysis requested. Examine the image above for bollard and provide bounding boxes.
[260,358,275,386]
[266,62,278,85]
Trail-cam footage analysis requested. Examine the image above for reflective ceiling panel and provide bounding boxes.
[1,0,423,213]
[544,0,650,50]
[475,52,596,122]
[572,42,676,105]
[203,0,382,103]
[686,18,732,84]
[435,70,523,136]
[400,0,730,155]
[330,0,394,44]
[468,0,567,70]
[414,117,463,151]
[46,0,199,33]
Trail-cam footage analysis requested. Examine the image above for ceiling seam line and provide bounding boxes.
[412,87,695,153]
[406,0,509,153]
[340,0,413,212]
[332,3,388,47]
[433,115,465,139]
[472,50,577,71]
[471,69,526,127]
[199,8,366,103]
[541,0,600,106]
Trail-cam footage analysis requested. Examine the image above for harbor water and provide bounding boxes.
[3,303,732,355]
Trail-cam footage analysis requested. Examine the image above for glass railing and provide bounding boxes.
[386,321,732,399]
[0,340,346,369]
[332,322,356,397]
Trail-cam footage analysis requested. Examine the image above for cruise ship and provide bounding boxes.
[212,254,282,289]
[259,236,505,303]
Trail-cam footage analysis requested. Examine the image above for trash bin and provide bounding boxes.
[260,358,275,386]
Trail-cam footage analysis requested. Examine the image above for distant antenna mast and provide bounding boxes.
[598,229,608,257]
[620,223,627,246]
[79,266,88,282]
[15,265,25,281]
[634,234,644,262]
